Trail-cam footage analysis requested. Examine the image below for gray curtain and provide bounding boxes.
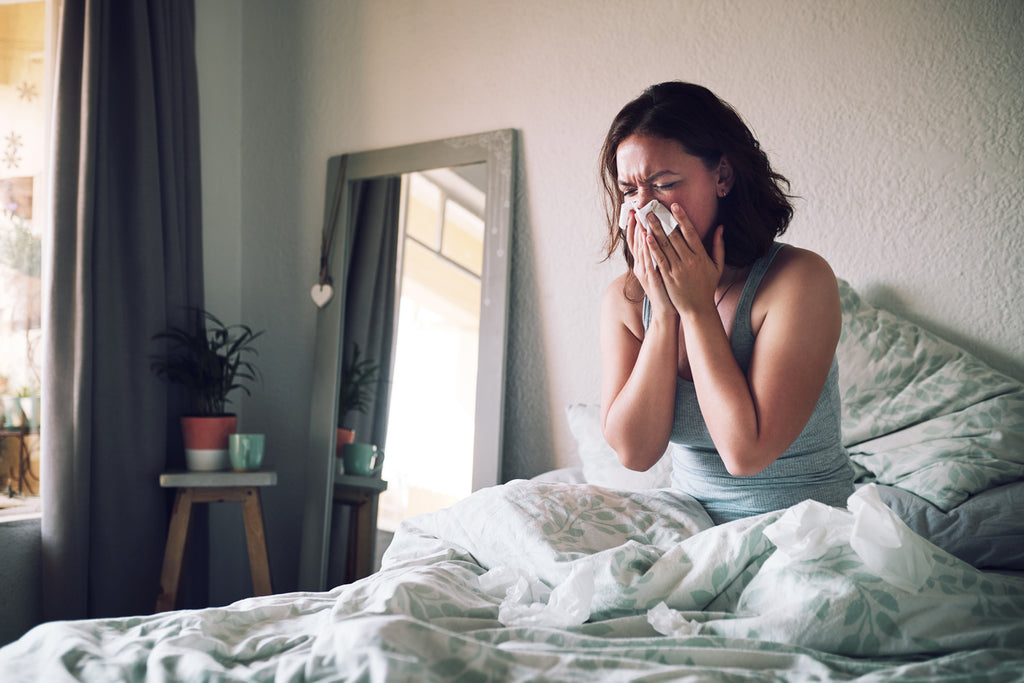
[42,0,204,620]
[341,178,401,448]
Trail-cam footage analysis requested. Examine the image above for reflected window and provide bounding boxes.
[378,166,484,532]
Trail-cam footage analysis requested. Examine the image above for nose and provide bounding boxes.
[634,184,652,207]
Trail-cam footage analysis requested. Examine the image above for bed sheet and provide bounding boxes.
[1,480,1022,682]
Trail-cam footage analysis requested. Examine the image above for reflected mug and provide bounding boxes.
[228,433,266,471]
[342,442,384,477]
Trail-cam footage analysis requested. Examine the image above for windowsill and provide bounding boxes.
[0,495,41,523]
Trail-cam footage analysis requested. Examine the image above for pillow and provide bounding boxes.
[531,466,585,484]
[565,403,672,490]
[836,280,1024,510]
[872,482,1024,572]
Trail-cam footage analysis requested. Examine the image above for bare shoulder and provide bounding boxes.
[601,272,645,340]
[753,245,840,329]
[765,245,837,289]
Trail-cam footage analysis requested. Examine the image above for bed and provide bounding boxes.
[1,279,1022,681]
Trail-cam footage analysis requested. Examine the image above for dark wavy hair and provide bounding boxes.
[600,82,794,270]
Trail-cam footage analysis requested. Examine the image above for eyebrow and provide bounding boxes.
[618,170,678,187]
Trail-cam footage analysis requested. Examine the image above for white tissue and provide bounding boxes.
[647,601,701,637]
[618,200,678,236]
[478,566,547,603]
[848,484,935,593]
[762,499,851,561]
[480,563,594,628]
[763,484,935,593]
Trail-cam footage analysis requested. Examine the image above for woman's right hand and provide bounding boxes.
[625,210,675,319]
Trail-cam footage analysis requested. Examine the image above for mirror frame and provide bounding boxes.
[299,129,517,591]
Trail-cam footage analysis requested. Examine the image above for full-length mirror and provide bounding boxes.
[299,130,516,591]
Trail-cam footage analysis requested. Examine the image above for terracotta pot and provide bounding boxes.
[336,427,355,458]
[181,415,237,471]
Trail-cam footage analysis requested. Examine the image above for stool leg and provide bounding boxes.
[344,500,364,583]
[350,495,379,582]
[241,488,273,596]
[156,488,195,612]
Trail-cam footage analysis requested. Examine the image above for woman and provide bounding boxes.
[599,81,853,524]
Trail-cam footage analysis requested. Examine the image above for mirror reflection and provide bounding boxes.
[380,164,486,531]
[300,130,515,592]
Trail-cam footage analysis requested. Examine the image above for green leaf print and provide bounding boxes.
[844,599,865,626]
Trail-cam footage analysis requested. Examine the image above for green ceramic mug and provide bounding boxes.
[342,442,384,477]
[228,433,266,471]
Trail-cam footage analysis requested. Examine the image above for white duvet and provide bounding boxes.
[1,480,1022,681]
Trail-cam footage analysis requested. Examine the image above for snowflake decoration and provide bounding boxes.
[17,82,38,102]
[4,131,23,170]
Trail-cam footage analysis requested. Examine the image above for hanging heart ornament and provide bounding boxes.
[311,283,334,308]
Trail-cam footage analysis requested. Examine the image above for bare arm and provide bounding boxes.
[599,211,681,471]
[599,275,677,470]
[668,243,841,475]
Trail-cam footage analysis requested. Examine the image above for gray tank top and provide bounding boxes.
[643,243,853,524]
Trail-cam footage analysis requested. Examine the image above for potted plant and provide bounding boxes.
[0,374,14,429]
[17,384,40,432]
[151,308,263,471]
[336,343,380,457]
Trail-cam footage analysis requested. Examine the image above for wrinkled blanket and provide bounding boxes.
[2,481,1022,681]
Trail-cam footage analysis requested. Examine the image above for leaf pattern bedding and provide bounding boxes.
[837,280,1024,510]
[2,480,1022,682]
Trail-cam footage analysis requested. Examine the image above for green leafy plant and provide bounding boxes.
[0,211,42,277]
[338,343,380,429]
[150,308,264,416]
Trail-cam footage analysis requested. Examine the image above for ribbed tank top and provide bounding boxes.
[643,243,853,524]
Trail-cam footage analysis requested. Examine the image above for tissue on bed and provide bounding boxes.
[481,563,594,628]
[761,499,851,561]
[618,200,678,236]
[848,484,936,593]
[764,484,935,593]
[648,601,701,637]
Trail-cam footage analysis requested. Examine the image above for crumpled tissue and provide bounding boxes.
[478,563,594,628]
[618,199,678,236]
[763,484,935,593]
[647,601,702,637]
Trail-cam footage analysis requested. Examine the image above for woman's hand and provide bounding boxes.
[624,208,675,319]
[643,203,725,316]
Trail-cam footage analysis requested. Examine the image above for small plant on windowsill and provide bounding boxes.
[336,343,380,452]
[150,308,264,470]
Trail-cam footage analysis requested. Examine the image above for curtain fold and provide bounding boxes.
[341,178,401,449]
[42,0,204,620]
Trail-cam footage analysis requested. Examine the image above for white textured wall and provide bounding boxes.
[198,0,1024,595]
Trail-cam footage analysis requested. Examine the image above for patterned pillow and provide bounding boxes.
[565,403,672,490]
[836,280,1024,510]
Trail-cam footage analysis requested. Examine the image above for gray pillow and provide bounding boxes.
[872,482,1024,572]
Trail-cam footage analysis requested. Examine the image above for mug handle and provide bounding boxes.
[371,449,385,477]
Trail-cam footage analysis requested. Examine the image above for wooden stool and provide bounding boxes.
[156,470,277,612]
[333,474,388,583]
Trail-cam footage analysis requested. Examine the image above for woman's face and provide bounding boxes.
[615,134,727,242]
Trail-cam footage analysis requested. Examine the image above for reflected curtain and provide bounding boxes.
[42,0,204,619]
[341,178,401,448]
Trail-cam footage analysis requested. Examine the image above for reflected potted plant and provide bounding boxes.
[17,384,40,432]
[151,308,263,471]
[336,343,380,457]
[0,374,19,430]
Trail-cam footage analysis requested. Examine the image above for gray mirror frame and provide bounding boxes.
[299,129,517,591]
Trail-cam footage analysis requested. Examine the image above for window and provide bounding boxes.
[0,0,50,519]
[377,166,485,532]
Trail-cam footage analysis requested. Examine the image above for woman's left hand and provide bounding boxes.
[644,203,725,315]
